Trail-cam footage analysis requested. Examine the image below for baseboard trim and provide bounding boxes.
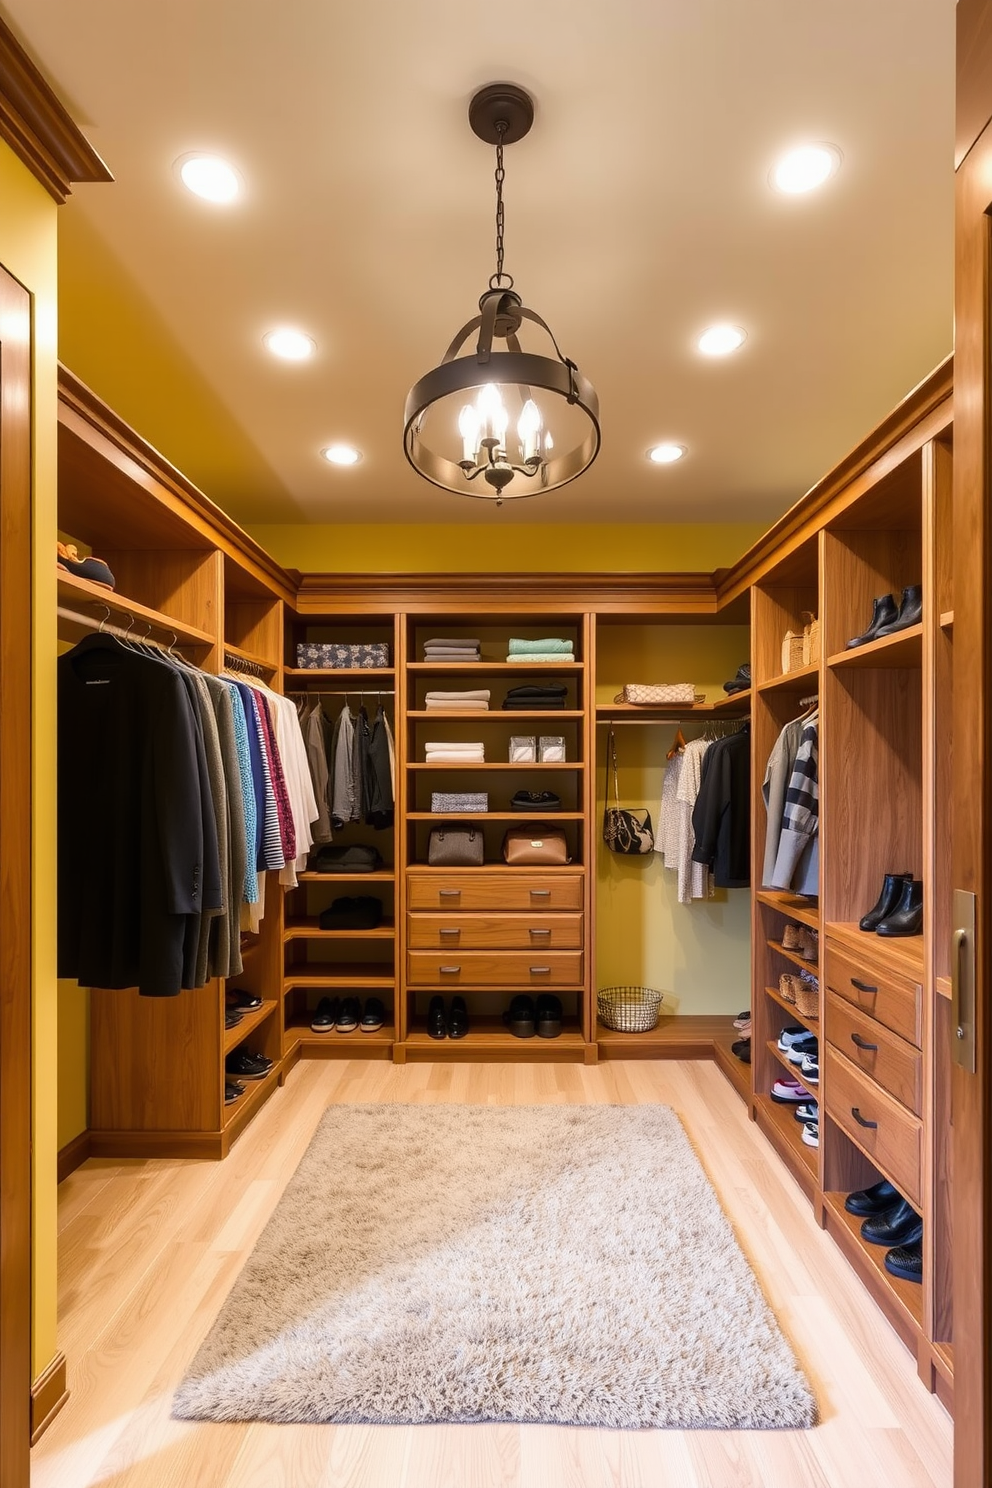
[30,1351,68,1444]
[57,1129,92,1183]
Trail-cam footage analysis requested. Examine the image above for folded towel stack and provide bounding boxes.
[502,682,569,711]
[507,637,575,661]
[424,689,491,712]
[425,740,486,763]
[423,637,482,661]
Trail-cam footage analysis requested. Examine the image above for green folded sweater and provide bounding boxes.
[507,637,574,655]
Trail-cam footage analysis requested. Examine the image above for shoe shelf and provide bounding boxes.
[597,1014,733,1060]
[712,1036,751,1103]
[222,1061,283,1137]
[56,571,216,650]
[755,663,819,697]
[712,688,751,711]
[764,984,818,1033]
[753,1093,817,1185]
[822,1191,925,1336]
[825,924,926,982]
[223,640,279,676]
[766,938,818,974]
[401,1016,588,1063]
[767,1038,816,1088]
[826,624,923,671]
[283,967,395,990]
[223,998,278,1055]
[407,710,584,720]
[755,890,819,928]
[407,762,583,771]
[297,870,395,883]
[283,667,394,684]
[284,1018,395,1059]
[282,920,396,940]
[407,811,584,822]
[593,700,749,720]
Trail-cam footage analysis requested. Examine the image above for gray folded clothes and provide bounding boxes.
[424,649,482,659]
[425,690,491,702]
[425,639,482,648]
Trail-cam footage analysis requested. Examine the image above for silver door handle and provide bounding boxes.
[952,890,977,1073]
[529,928,552,937]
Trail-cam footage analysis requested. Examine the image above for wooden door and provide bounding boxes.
[0,261,33,1480]
[952,4,992,1481]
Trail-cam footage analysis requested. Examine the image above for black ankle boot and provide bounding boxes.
[427,996,447,1039]
[845,593,899,649]
[859,871,912,931]
[875,877,923,937]
[875,583,923,637]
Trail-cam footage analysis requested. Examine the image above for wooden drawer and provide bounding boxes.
[406,873,584,913]
[823,942,922,1047]
[825,991,922,1116]
[407,913,584,950]
[406,950,584,987]
[825,1046,923,1209]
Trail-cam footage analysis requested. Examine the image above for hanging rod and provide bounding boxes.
[57,605,181,652]
[797,693,819,710]
[223,651,267,678]
[288,688,396,698]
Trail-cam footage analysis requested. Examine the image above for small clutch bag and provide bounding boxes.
[501,825,571,865]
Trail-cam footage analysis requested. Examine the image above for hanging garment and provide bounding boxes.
[224,681,260,906]
[769,713,819,895]
[655,748,685,869]
[247,687,287,871]
[367,704,395,829]
[674,737,713,904]
[356,704,374,825]
[690,728,751,888]
[760,716,805,889]
[331,704,356,830]
[202,673,249,977]
[251,689,297,863]
[303,700,334,845]
[255,684,320,888]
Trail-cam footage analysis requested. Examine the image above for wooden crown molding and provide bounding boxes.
[292,570,725,615]
[0,16,111,203]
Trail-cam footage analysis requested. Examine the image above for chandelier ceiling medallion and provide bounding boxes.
[403,84,601,505]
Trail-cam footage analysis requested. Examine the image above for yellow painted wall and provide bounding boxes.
[595,624,752,1015]
[0,140,60,1376]
[250,522,763,574]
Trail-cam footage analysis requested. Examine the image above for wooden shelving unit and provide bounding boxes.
[755,889,819,926]
[826,624,923,670]
[223,999,278,1055]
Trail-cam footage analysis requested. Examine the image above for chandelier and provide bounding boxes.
[403,84,601,505]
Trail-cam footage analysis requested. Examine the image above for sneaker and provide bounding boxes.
[224,1009,243,1030]
[794,1099,820,1122]
[733,1010,751,1030]
[771,1077,811,1103]
[801,1121,820,1148]
[799,1051,820,1084]
[335,997,361,1033]
[225,1049,272,1082]
[310,996,339,1033]
[786,1034,818,1066]
[776,1025,807,1052]
[224,1080,245,1105]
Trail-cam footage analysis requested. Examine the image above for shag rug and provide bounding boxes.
[173,1102,815,1430]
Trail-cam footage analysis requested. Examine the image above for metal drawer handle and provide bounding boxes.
[439,889,461,897]
[851,978,878,994]
[439,927,460,938]
[851,1107,878,1129]
[530,966,551,974]
[850,1033,878,1052]
[530,888,552,897]
[439,965,461,974]
[529,928,552,937]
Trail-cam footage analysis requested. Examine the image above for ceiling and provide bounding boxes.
[6,0,955,528]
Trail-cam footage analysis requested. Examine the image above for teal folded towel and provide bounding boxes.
[507,637,574,655]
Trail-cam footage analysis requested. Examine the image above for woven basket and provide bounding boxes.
[778,972,799,1005]
[795,972,820,1019]
[598,985,663,1033]
[802,612,821,667]
[781,630,805,674]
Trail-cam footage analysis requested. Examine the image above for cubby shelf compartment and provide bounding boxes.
[283,968,395,990]
[223,999,278,1055]
[766,938,818,973]
[594,700,749,719]
[596,1014,733,1060]
[756,890,819,928]
[284,1021,395,1060]
[57,572,216,649]
[826,923,926,983]
[401,1018,588,1063]
[754,1094,817,1186]
[283,921,395,940]
[765,984,818,1032]
[408,710,583,720]
[756,663,819,696]
[822,1192,925,1335]
[826,624,923,671]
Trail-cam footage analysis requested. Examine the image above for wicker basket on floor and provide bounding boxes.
[598,985,663,1033]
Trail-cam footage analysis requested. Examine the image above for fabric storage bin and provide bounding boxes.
[510,735,537,762]
[296,642,390,669]
[538,735,566,762]
[431,792,488,813]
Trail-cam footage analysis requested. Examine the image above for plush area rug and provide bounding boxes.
[173,1102,816,1429]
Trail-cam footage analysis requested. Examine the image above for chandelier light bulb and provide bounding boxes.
[458,404,481,463]
[517,399,543,461]
[544,431,554,454]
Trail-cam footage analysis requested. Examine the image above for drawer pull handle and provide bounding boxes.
[530,889,552,897]
[850,1032,879,1052]
[439,928,460,938]
[851,978,878,994]
[530,928,552,937]
[851,1107,878,1129]
[530,966,552,975]
[439,889,461,898]
[439,965,461,974]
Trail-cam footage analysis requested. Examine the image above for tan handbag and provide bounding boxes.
[613,683,697,705]
[502,825,571,865]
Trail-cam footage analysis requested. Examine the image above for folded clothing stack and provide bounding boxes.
[502,682,569,711]
[425,740,485,763]
[507,637,575,662]
[423,637,481,661]
[424,689,490,712]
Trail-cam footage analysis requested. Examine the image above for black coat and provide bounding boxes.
[690,730,751,888]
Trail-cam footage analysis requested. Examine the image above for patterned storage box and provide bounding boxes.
[431,792,489,813]
[296,642,390,669]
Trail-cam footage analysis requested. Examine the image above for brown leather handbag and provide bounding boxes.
[501,824,571,865]
[427,827,484,867]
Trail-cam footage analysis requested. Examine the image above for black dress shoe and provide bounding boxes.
[224,1080,245,1104]
[227,988,263,1011]
[310,996,339,1033]
[359,997,385,1033]
[447,995,469,1038]
[535,993,563,1038]
[844,1178,900,1216]
[335,997,361,1033]
[884,1237,923,1282]
[860,1197,923,1247]
[859,872,912,931]
[427,995,447,1039]
[845,593,899,649]
[874,584,923,638]
[504,994,536,1038]
[875,878,923,937]
[225,1049,272,1081]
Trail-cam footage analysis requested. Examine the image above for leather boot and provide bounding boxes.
[875,877,923,937]
[884,1238,923,1282]
[845,593,899,648]
[427,996,447,1039]
[861,1197,923,1248]
[844,1178,900,1216]
[874,583,923,637]
[859,871,912,931]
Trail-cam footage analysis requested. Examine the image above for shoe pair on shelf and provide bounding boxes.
[225,987,264,1030]
[771,1075,812,1104]
[782,923,818,961]
[859,872,923,937]
[845,585,922,649]
[428,995,468,1039]
[225,1048,273,1082]
[504,993,563,1039]
[225,1080,245,1105]
[844,1179,923,1282]
[311,996,385,1034]
[780,1028,819,1084]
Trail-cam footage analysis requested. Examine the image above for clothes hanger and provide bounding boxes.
[666,726,687,760]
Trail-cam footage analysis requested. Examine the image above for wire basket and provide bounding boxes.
[597,985,663,1033]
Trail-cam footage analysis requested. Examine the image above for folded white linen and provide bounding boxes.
[425,690,491,701]
[424,751,485,762]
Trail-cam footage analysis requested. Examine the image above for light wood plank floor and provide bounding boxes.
[35,1059,953,1488]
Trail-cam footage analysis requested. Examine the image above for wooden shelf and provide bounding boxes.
[284,667,394,683]
[407,811,584,821]
[822,1192,924,1331]
[408,661,583,673]
[594,700,748,719]
[755,663,819,696]
[223,998,278,1055]
[935,974,952,1001]
[407,710,583,720]
[712,1036,752,1101]
[826,623,923,670]
[284,920,395,940]
[754,1092,817,1182]
[407,863,583,875]
[223,641,278,674]
[756,889,820,928]
[409,761,583,770]
[284,1018,395,1059]
[764,984,818,1032]
[767,1037,817,1088]
[596,1014,734,1059]
[297,870,395,883]
[766,937,819,973]
[826,923,926,982]
[939,610,954,631]
[56,572,216,649]
[283,967,395,989]
[712,688,751,710]
[222,1062,282,1135]
[402,1016,588,1062]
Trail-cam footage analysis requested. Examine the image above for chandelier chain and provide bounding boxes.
[491,121,512,289]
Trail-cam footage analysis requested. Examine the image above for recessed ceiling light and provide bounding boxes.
[770,144,841,195]
[177,154,241,203]
[264,328,316,361]
[697,324,747,357]
[322,444,362,466]
[647,443,686,465]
